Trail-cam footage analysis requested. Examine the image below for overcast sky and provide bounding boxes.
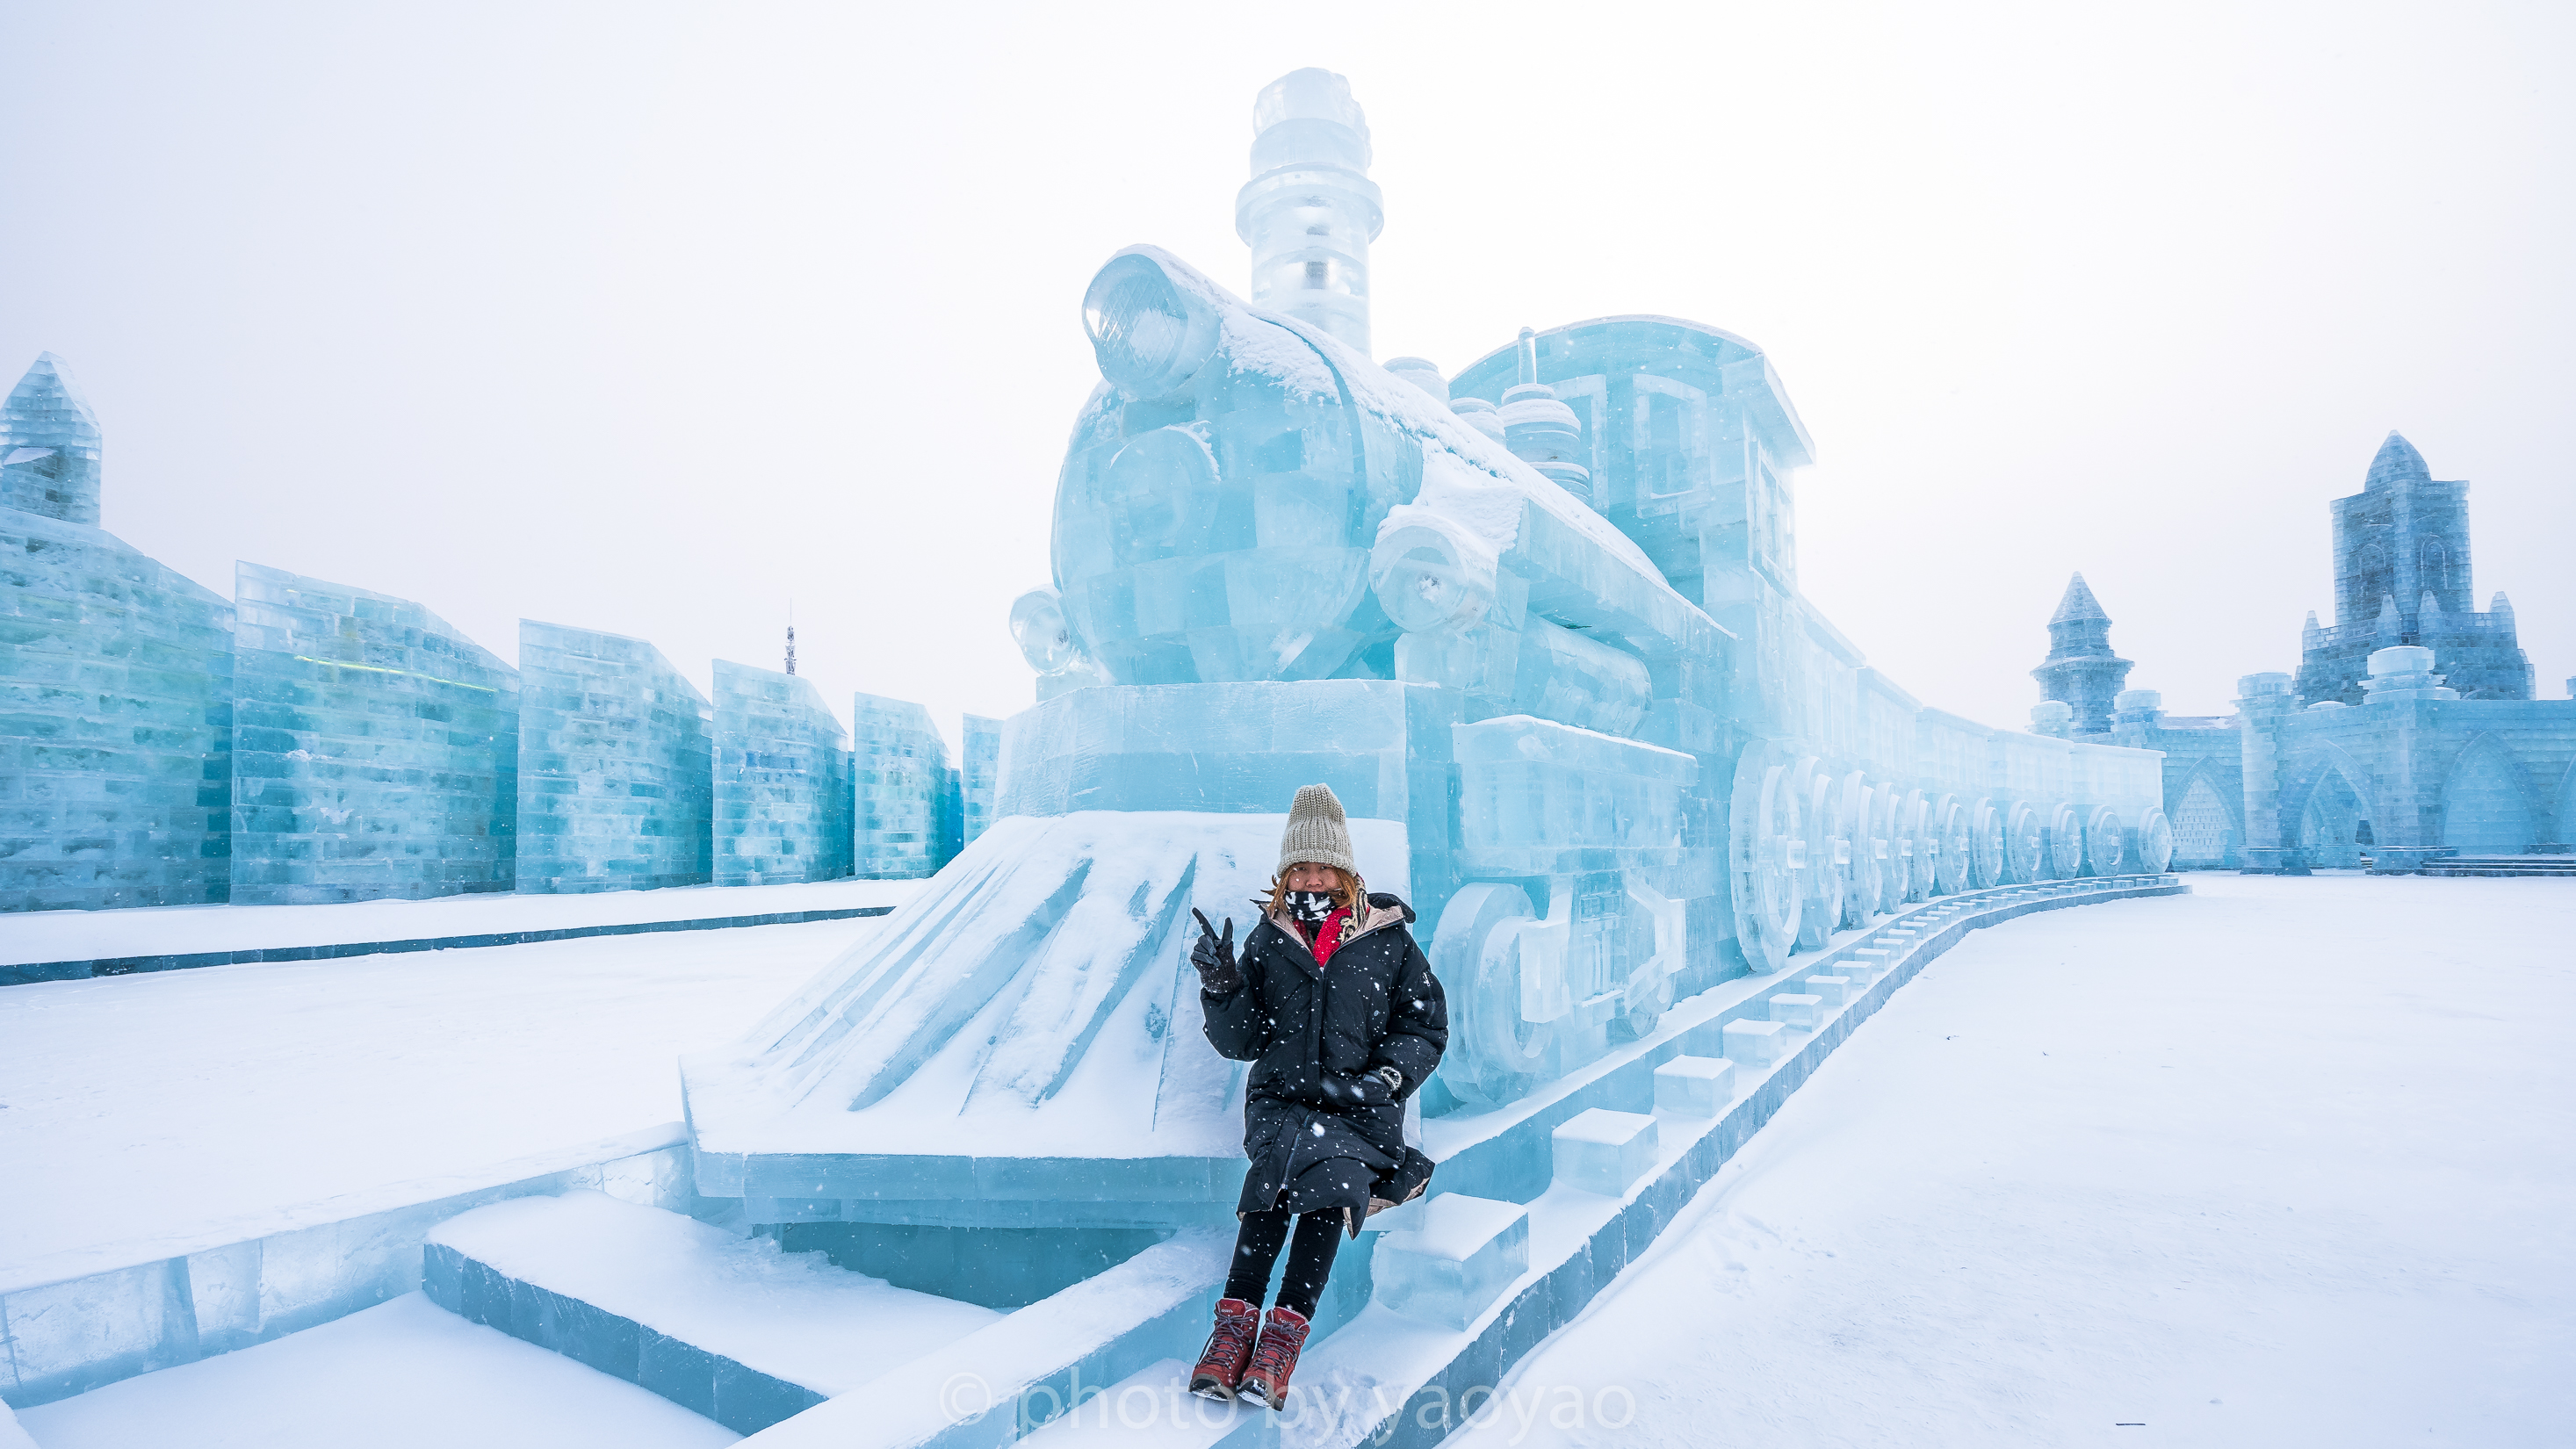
[4,2,2568,755]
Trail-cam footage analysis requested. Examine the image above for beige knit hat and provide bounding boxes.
[1278,783,1357,876]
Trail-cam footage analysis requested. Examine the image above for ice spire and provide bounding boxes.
[0,352,104,525]
[2049,572,2110,625]
[2363,431,2430,491]
[784,600,797,676]
[1237,68,1382,355]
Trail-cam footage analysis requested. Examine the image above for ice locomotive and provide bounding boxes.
[679,69,2171,1336]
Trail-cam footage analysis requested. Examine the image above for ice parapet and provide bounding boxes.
[231,562,519,904]
[712,661,851,886]
[516,621,714,892]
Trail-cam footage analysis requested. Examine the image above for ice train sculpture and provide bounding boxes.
[679,69,2169,1318]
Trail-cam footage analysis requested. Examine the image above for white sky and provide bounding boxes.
[4,2,2569,754]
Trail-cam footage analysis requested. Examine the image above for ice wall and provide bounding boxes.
[0,355,102,527]
[515,621,715,893]
[850,692,952,880]
[961,713,1000,847]
[712,661,852,886]
[0,508,234,911]
[229,563,519,903]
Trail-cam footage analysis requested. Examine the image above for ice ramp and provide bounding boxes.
[682,811,1411,1226]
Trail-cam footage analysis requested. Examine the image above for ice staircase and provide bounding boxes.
[422,876,2180,1448]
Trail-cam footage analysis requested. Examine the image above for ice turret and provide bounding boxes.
[0,353,103,525]
[1237,68,1382,355]
[2031,573,2132,735]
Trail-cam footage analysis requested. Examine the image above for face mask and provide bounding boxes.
[1284,890,1336,924]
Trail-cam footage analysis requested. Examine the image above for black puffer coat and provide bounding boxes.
[1202,892,1449,1219]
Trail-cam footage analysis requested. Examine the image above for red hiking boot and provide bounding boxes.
[1236,1304,1312,1411]
[1187,1297,1260,1401]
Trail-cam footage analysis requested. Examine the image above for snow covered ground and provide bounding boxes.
[0,909,906,1291]
[1446,873,2575,1449]
[13,1294,740,1449]
[0,878,918,966]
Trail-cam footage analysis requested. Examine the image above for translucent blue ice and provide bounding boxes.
[711,662,851,887]
[231,562,519,904]
[515,621,714,892]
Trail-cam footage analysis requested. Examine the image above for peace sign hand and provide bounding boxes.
[1189,908,1245,995]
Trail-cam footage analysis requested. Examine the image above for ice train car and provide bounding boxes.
[677,73,2168,1320]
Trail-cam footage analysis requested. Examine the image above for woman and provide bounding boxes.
[1184,783,1447,1410]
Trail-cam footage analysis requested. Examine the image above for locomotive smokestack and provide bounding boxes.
[1237,68,1382,356]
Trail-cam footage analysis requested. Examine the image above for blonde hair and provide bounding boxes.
[1261,865,1356,916]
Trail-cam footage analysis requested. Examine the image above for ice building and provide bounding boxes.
[0,351,975,912]
[231,564,522,903]
[960,712,1000,847]
[713,661,854,886]
[679,68,2174,1337]
[515,621,715,892]
[0,362,233,909]
[849,692,954,879]
[2040,434,2572,872]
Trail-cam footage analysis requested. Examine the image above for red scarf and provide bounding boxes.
[1308,905,1353,965]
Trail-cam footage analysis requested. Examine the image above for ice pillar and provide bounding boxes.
[1237,68,1382,356]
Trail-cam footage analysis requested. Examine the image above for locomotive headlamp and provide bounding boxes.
[1008,588,1079,673]
[1083,249,1221,400]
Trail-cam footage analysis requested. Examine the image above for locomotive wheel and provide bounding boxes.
[1836,771,1876,930]
[2002,800,2044,883]
[2046,801,2084,878]
[1871,782,1907,913]
[2084,805,2125,876]
[1968,797,2006,889]
[1901,788,1936,902]
[1797,758,1845,951]
[1728,741,1805,975]
[2134,806,2176,874]
[1429,883,1551,1106]
[1930,793,1968,895]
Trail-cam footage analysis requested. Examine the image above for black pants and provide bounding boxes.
[1223,1208,1342,1318]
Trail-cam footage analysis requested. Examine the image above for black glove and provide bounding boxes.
[1190,909,1243,994]
[1327,1065,1403,1108]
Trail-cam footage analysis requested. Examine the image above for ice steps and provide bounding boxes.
[423,1190,1002,1435]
